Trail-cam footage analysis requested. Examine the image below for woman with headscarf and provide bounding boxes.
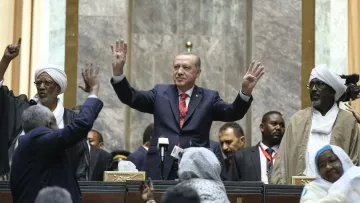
[176,147,230,203]
[300,145,360,202]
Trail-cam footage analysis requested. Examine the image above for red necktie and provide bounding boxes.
[179,93,188,128]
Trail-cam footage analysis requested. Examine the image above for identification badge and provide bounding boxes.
[171,146,184,160]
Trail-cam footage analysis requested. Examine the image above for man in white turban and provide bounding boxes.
[0,40,89,181]
[271,64,360,184]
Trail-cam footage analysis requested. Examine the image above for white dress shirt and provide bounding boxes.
[259,142,279,184]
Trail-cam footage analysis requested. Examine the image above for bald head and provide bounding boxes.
[21,105,58,133]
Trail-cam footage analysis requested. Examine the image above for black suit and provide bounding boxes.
[112,77,252,179]
[10,98,103,203]
[209,140,228,180]
[127,146,147,171]
[89,146,112,181]
[0,85,89,180]
[229,144,261,181]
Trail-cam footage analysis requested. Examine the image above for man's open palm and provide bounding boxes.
[110,39,127,76]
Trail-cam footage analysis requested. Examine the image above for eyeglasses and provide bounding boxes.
[34,80,54,87]
[318,158,340,169]
[307,80,327,90]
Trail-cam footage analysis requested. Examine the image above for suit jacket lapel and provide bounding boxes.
[166,86,180,126]
[251,144,261,181]
[184,86,202,125]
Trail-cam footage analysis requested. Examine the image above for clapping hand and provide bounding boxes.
[79,63,100,96]
[110,39,127,76]
[241,60,265,95]
[3,38,21,61]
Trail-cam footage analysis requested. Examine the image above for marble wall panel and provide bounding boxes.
[251,0,302,145]
[77,0,128,151]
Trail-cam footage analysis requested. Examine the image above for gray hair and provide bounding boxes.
[21,105,55,133]
[175,52,201,70]
[35,186,73,203]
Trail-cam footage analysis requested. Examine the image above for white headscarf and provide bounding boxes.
[34,65,67,94]
[177,147,229,203]
[300,145,360,203]
[309,64,346,101]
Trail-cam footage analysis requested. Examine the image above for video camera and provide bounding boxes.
[339,74,360,102]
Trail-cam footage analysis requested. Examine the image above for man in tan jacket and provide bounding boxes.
[271,64,360,184]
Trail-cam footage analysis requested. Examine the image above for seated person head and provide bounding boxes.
[315,145,353,183]
[87,129,104,148]
[161,185,200,203]
[218,122,245,159]
[21,105,58,133]
[35,186,72,203]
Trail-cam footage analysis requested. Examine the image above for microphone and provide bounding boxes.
[158,137,169,180]
[158,137,169,162]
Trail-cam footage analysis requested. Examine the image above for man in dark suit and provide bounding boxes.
[87,129,112,181]
[218,122,246,173]
[127,123,154,170]
[110,40,264,180]
[89,145,112,181]
[229,111,285,183]
[10,65,102,203]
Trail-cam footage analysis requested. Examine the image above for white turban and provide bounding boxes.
[309,64,346,101]
[34,64,67,94]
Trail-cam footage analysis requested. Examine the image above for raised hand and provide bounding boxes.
[140,179,155,202]
[79,63,100,96]
[110,39,127,76]
[345,102,360,124]
[3,38,21,61]
[241,60,265,95]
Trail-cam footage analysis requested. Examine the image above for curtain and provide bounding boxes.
[0,1,42,97]
[348,0,360,114]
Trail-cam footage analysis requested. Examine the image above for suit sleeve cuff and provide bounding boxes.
[239,91,251,102]
[111,75,125,84]
[88,95,98,98]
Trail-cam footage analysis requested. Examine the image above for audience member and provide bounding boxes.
[300,145,360,203]
[177,147,230,203]
[272,64,360,184]
[88,133,112,181]
[10,64,102,203]
[0,40,89,181]
[218,122,245,172]
[110,39,264,180]
[209,139,227,181]
[229,111,285,183]
[88,129,104,149]
[35,186,73,203]
[127,123,154,170]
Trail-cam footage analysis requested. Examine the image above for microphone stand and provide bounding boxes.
[160,146,165,180]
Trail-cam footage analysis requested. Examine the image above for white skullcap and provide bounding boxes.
[34,64,67,94]
[309,64,346,101]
